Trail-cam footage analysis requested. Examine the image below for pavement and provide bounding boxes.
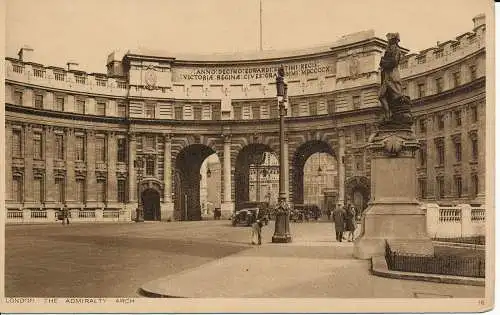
[140,221,485,298]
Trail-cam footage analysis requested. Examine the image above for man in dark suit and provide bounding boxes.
[332,205,346,242]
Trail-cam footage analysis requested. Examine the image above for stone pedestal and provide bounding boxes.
[354,128,434,259]
[272,212,292,243]
[161,202,175,222]
[220,202,234,219]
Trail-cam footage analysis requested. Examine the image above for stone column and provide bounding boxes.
[65,128,76,206]
[354,128,434,259]
[220,135,234,218]
[477,118,486,204]
[107,131,118,207]
[284,139,290,201]
[5,122,12,203]
[86,130,97,207]
[127,133,137,219]
[337,129,346,206]
[44,126,56,206]
[24,124,34,207]
[161,133,174,221]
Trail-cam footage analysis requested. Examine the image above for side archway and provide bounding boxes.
[345,176,370,215]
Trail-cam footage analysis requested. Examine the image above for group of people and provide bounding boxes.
[332,204,357,242]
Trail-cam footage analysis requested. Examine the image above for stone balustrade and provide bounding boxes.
[425,203,485,238]
[6,206,130,224]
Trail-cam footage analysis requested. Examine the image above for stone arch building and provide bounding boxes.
[5,15,486,222]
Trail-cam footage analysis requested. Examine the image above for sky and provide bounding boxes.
[6,0,491,73]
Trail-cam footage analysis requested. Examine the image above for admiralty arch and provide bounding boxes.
[5,15,486,222]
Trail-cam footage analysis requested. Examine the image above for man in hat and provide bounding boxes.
[378,32,403,120]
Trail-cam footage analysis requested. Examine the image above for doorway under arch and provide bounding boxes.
[175,144,218,221]
[142,188,161,221]
[345,176,370,216]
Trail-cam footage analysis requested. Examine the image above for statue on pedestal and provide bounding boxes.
[378,32,412,129]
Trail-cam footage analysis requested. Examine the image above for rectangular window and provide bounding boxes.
[33,132,42,160]
[96,179,106,202]
[471,138,478,160]
[146,103,155,118]
[55,178,65,203]
[193,105,202,120]
[14,91,23,105]
[327,99,335,114]
[454,110,462,126]
[291,104,300,117]
[455,176,463,198]
[438,115,445,130]
[34,94,43,109]
[251,104,260,120]
[146,157,155,176]
[418,179,426,199]
[419,146,427,167]
[76,179,85,203]
[419,119,427,133]
[95,137,106,162]
[12,129,22,158]
[175,105,183,120]
[435,77,443,93]
[453,71,461,87]
[470,65,477,80]
[471,174,479,198]
[417,56,426,64]
[436,141,445,165]
[455,140,462,162]
[55,134,64,160]
[309,102,318,116]
[451,43,460,52]
[12,176,22,202]
[145,136,155,150]
[437,176,445,199]
[96,79,107,87]
[117,179,126,203]
[212,104,221,120]
[75,75,86,84]
[33,177,43,203]
[76,99,85,114]
[75,135,85,161]
[117,138,127,162]
[117,102,127,117]
[471,106,478,123]
[96,101,106,116]
[55,96,65,111]
[434,50,443,59]
[418,83,425,98]
[352,96,361,110]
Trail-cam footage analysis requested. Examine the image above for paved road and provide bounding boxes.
[5,220,261,297]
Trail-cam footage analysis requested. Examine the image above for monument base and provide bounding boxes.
[160,202,175,222]
[354,203,434,259]
[220,202,234,219]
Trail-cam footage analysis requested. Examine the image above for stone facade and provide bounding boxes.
[5,16,486,222]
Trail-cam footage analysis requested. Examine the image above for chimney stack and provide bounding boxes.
[473,13,486,29]
[18,46,34,62]
[67,61,79,71]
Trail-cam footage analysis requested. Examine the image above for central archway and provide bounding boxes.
[175,144,218,221]
[142,188,161,221]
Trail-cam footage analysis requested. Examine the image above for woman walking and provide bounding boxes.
[345,205,356,242]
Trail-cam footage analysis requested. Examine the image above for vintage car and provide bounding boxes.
[236,201,270,225]
[290,204,321,222]
[231,207,259,226]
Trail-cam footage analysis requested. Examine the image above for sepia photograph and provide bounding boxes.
[1,0,495,313]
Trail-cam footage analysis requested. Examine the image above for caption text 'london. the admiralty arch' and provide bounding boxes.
[5,15,486,223]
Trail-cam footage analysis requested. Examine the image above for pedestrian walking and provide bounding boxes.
[345,205,356,242]
[332,205,346,242]
[327,208,332,221]
[250,210,262,245]
[62,204,70,225]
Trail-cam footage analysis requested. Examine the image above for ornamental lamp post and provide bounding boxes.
[134,157,144,222]
[272,65,292,243]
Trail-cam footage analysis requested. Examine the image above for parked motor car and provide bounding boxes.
[291,204,321,222]
[231,207,259,226]
[236,201,270,225]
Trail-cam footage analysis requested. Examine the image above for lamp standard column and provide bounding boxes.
[272,65,292,243]
[338,129,346,206]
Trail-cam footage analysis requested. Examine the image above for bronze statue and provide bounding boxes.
[378,33,412,127]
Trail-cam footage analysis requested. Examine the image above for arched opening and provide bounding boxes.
[175,144,218,221]
[142,188,161,221]
[234,144,279,209]
[199,153,221,219]
[302,152,337,212]
[345,176,370,217]
[292,140,337,210]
